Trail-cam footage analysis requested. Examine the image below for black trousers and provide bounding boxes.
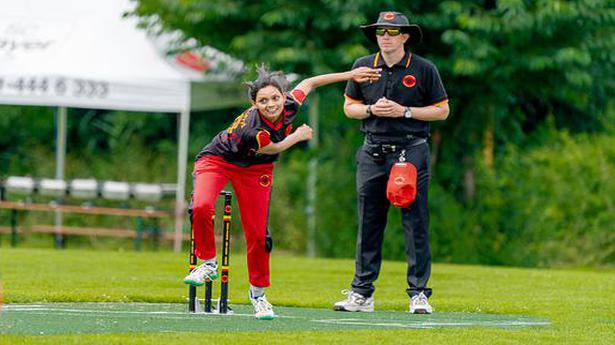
[351,141,432,298]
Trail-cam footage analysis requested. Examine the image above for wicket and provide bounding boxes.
[188,191,233,314]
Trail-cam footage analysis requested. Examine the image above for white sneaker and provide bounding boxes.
[183,262,218,286]
[409,292,433,314]
[333,290,374,312]
[250,292,276,320]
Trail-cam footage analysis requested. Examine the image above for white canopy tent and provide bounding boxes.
[0,0,246,251]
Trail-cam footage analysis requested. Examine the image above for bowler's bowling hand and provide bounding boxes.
[350,67,382,83]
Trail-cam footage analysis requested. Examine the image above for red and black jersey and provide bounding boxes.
[196,89,307,167]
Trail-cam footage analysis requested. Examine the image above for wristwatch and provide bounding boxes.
[403,107,413,119]
[366,105,373,116]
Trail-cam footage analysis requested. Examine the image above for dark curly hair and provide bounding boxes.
[245,64,289,101]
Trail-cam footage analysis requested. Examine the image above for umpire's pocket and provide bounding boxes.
[362,144,385,164]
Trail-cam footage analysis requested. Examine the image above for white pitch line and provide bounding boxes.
[7,308,251,317]
[4,307,298,319]
[310,318,549,328]
[2,305,46,310]
[311,320,433,329]
[7,311,249,321]
[6,307,190,315]
[3,304,549,329]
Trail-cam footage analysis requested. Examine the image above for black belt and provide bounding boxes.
[363,134,427,163]
[364,133,427,147]
[364,142,425,156]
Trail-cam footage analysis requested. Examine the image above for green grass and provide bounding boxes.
[0,247,614,344]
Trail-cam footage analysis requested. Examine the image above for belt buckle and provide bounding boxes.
[381,144,396,154]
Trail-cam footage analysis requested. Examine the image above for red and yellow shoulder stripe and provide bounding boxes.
[405,53,412,68]
[372,52,380,67]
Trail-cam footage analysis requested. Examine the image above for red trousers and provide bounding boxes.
[191,155,274,287]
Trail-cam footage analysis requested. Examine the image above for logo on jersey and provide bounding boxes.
[259,174,272,188]
[227,113,248,135]
[402,75,417,88]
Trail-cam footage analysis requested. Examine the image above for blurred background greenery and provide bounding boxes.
[1,0,613,267]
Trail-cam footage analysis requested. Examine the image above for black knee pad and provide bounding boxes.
[265,230,273,253]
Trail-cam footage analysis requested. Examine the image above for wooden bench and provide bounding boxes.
[0,201,175,250]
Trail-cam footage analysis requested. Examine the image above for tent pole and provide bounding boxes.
[54,107,67,248]
[174,109,191,252]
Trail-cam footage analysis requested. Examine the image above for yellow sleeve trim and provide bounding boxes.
[432,99,449,107]
[344,94,364,103]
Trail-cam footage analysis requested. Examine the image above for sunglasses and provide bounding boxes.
[375,27,402,36]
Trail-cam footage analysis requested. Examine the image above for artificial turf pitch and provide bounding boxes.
[0,248,613,345]
[0,302,549,335]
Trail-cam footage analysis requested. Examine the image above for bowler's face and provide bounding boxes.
[252,85,286,122]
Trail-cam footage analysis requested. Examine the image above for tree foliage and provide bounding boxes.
[125,0,615,264]
[131,0,614,174]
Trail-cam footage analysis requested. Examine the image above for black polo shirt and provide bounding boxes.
[196,90,306,167]
[344,51,448,138]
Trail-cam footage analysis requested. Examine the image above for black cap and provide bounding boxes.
[360,11,423,45]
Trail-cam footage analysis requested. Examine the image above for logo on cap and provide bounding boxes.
[403,75,417,88]
[383,12,396,20]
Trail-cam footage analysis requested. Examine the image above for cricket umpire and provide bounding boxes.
[334,11,449,314]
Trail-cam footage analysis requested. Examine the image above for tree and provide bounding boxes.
[131,0,614,199]
[427,0,615,200]
[130,0,615,259]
